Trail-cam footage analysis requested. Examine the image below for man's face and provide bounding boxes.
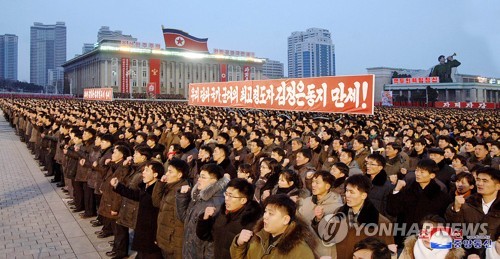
[352,140,363,151]
[229,129,238,138]
[385,145,398,158]
[179,136,189,148]
[296,152,309,166]
[438,139,449,149]
[263,135,274,146]
[474,145,489,159]
[213,147,224,162]
[224,187,246,211]
[263,205,289,235]
[330,166,344,179]
[249,142,260,154]
[476,173,500,197]
[309,138,319,149]
[345,184,366,209]
[456,177,474,195]
[142,165,157,184]
[312,176,330,196]
[291,140,302,152]
[365,158,383,176]
[133,151,145,164]
[339,151,351,165]
[172,124,180,134]
[111,148,123,162]
[465,142,475,153]
[415,167,434,186]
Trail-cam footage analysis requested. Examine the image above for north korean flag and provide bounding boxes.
[162,28,209,53]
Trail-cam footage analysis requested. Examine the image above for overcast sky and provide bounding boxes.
[2,0,499,82]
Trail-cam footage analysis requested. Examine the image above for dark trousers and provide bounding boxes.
[72,180,85,211]
[53,163,62,182]
[136,251,163,259]
[44,153,56,176]
[100,217,114,235]
[113,223,129,257]
[84,185,96,217]
[95,194,103,222]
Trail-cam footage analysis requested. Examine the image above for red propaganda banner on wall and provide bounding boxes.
[162,28,209,52]
[189,75,375,115]
[149,59,161,94]
[220,64,227,82]
[392,77,439,84]
[83,88,113,101]
[121,58,130,93]
[435,101,496,109]
[243,66,250,80]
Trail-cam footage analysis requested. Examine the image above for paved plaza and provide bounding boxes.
[0,111,117,259]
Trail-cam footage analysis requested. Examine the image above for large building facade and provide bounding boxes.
[30,22,66,90]
[0,34,18,80]
[367,67,500,104]
[262,58,284,79]
[287,28,335,78]
[62,40,265,97]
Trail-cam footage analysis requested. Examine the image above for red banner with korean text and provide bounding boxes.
[220,64,227,82]
[121,58,130,93]
[243,66,250,80]
[435,101,496,109]
[392,77,439,84]
[149,59,161,94]
[83,88,113,101]
[189,75,375,115]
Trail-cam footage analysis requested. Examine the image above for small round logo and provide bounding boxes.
[175,36,185,47]
[317,212,349,245]
[221,73,226,79]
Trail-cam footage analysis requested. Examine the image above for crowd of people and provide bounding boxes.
[1,98,499,259]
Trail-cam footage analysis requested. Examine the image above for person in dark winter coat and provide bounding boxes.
[152,158,190,259]
[230,194,317,259]
[176,163,229,259]
[428,148,455,191]
[196,178,262,259]
[213,144,237,179]
[365,154,394,218]
[445,167,500,257]
[110,161,165,259]
[97,145,131,259]
[387,159,452,247]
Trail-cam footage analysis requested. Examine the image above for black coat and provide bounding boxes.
[196,200,262,259]
[217,158,237,179]
[387,179,452,245]
[435,160,455,191]
[114,181,161,254]
[367,170,393,218]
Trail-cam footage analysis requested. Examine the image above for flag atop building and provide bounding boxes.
[162,27,209,52]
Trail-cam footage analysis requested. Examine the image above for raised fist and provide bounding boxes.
[314,205,325,220]
[237,229,253,246]
[180,185,190,194]
[203,207,216,220]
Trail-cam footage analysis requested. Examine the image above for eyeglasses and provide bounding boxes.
[224,192,245,199]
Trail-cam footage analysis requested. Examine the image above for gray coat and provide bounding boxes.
[176,177,228,259]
